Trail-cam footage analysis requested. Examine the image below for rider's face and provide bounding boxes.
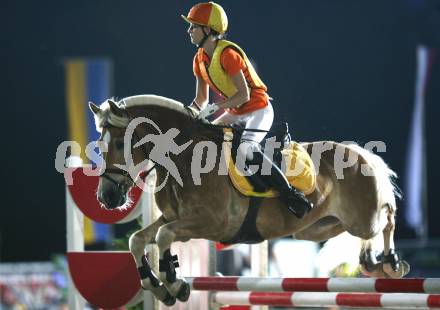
[187,23,205,46]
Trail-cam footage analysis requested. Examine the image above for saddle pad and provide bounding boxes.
[223,131,316,197]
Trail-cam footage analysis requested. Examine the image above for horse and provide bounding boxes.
[89,94,409,306]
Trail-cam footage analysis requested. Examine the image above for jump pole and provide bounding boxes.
[188,276,440,294]
[213,291,440,309]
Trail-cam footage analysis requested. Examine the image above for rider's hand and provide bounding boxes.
[189,100,202,112]
[197,103,219,122]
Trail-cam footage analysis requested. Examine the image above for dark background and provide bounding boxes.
[1,0,439,262]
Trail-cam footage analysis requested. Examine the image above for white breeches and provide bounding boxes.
[214,103,274,160]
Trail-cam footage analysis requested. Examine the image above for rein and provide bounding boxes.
[184,106,290,143]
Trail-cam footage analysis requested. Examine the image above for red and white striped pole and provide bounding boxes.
[213,291,440,308]
[188,276,440,294]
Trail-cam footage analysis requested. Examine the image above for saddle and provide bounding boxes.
[223,124,316,198]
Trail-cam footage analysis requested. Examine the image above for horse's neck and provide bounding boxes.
[128,104,223,172]
[128,105,223,144]
[128,106,187,131]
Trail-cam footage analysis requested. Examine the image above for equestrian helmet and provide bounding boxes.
[181,2,228,34]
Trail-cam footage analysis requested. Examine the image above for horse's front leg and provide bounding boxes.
[129,216,176,306]
[155,218,207,302]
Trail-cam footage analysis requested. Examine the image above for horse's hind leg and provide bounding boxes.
[359,205,410,278]
[382,205,410,278]
[358,204,389,277]
[359,237,388,277]
[129,216,176,306]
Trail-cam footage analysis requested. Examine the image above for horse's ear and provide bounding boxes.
[108,99,124,117]
[89,102,101,115]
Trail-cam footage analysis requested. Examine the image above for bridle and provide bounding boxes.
[100,109,157,194]
[100,105,198,196]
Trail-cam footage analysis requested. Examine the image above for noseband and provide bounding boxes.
[102,167,134,193]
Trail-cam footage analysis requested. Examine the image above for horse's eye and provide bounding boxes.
[115,140,124,150]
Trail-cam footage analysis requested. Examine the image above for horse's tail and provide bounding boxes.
[348,144,402,213]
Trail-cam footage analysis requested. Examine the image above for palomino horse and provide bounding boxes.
[89,95,409,306]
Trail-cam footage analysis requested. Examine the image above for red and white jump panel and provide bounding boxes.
[213,292,440,308]
[188,277,440,293]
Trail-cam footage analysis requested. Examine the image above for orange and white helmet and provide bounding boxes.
[181,2,228,34]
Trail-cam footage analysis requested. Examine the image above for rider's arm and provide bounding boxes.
[192,76,209,110]
[190,53,209,111]
[216,70,250,109]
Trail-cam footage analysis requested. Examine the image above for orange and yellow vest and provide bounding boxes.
[195,40,269,115]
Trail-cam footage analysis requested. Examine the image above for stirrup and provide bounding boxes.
[285,189,313,218]
[292,187,313,206]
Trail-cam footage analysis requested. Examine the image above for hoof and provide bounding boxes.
[384,260,410,278]
[359,249,382,272]
[162,292,176,306]
[401,260,411,276]
[360,264,387,278]
[176,282,191,302]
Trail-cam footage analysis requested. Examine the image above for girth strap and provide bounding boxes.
[220,197,264,245]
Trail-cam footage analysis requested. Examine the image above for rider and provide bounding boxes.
[182,2,312,218]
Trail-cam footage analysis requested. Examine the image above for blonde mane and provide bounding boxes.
[119,94,185,112]
[94,94,186,132]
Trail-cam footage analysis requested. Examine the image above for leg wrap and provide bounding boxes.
[159,249,179,283]
[383,249,400,272]
[359,249,380,272]
[137,254,160,288]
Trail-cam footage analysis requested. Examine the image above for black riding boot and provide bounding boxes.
[247,150,313,218]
